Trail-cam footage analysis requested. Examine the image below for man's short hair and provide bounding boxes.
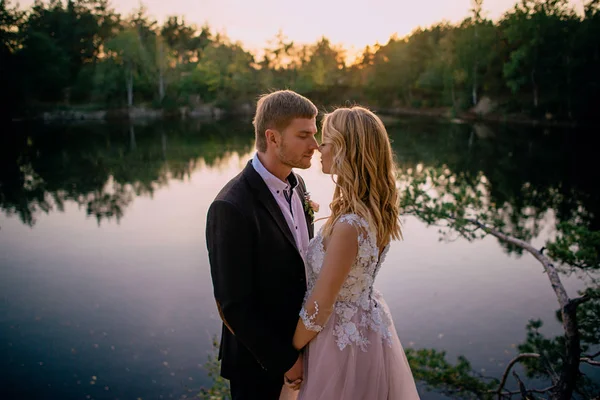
[252,90,318,152]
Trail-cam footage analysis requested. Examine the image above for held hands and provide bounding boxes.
[283,353,303,391]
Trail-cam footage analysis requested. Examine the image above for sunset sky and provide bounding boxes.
[19,0,584,53]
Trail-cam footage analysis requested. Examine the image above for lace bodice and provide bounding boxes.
[301,214,393,351]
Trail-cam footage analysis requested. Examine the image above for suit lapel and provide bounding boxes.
[242,161,300,255]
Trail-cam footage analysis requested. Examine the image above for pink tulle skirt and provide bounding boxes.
[281,294,420,400]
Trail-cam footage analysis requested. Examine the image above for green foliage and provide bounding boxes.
[195,41,256,106]
[5,0,600,120]
[0,0,24,52]
[576,288,600,346]
[0,1,24,119]
[197,336,231,400]
[405,348,498,399]
[501,0,579,114]
[548,222,600,270]
[400,153,600,263]
[516,320,565,379]
[514,293,600,396]
[101,27,155,105]
[92,57,127,106]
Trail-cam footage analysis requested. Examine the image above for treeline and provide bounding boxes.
[1,0,599,121]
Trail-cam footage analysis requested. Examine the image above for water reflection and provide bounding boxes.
[2,119,598,233]
[1,118,598,399]
[394,119,599,246]
[0,119,254,227]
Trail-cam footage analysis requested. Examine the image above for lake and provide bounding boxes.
[1,117,598,399]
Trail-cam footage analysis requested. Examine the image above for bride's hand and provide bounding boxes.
[284,353,303,390]
[284,376,302,391]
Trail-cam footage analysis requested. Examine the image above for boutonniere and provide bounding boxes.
[303,192,320,223]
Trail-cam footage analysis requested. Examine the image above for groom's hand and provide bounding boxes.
[284,353,303,390]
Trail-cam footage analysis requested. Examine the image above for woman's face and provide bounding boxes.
[318,130,334,174]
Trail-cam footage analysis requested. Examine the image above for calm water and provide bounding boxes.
[1,118,598,399]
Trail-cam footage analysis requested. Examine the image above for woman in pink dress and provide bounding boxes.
[283,106,420,400]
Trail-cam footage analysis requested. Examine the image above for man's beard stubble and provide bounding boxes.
[277,140,311,170]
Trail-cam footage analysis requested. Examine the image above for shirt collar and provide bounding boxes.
[252,153,298,193]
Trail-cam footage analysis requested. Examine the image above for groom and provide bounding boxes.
[206,90,319,399]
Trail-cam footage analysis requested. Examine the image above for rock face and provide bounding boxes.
[471,96,497,116]
[187,105,224,118]
[41,106,225,121]
[42,108,163,121]
[127,107,164,119]
[42,110,107,121]
[37,101,247,122]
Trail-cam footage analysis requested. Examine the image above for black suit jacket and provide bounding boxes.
[206,160,314,382]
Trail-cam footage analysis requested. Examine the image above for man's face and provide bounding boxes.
[275,117,318,170]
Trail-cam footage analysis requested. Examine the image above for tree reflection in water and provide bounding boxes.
[0,119,254,227]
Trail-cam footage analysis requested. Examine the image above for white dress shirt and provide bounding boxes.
[252,153,310,262]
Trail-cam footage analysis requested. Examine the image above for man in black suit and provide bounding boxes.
[206,90,319,399]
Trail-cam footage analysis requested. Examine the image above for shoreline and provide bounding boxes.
[375,106,581,129]
[10,104,583,129]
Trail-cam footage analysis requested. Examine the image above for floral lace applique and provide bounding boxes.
[303,213,394,351]
[300,301,324,332]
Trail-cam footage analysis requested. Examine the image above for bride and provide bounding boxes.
[283,106,420,400]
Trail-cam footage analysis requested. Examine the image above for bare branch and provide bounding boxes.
[512,370,529,398]
[584,270,600,285]
[528,385,557,394]
[473,370,501,381]
[583,350,600,359]
[495,353,540,399]
[494,385,556,397]
[569,295,592,307]
[580,358,600,367]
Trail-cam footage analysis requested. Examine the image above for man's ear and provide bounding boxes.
[265,128,280,147]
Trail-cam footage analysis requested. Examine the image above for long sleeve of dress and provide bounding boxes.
[292,220,361,350]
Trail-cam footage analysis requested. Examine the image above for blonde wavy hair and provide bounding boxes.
[321,106,402,249]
